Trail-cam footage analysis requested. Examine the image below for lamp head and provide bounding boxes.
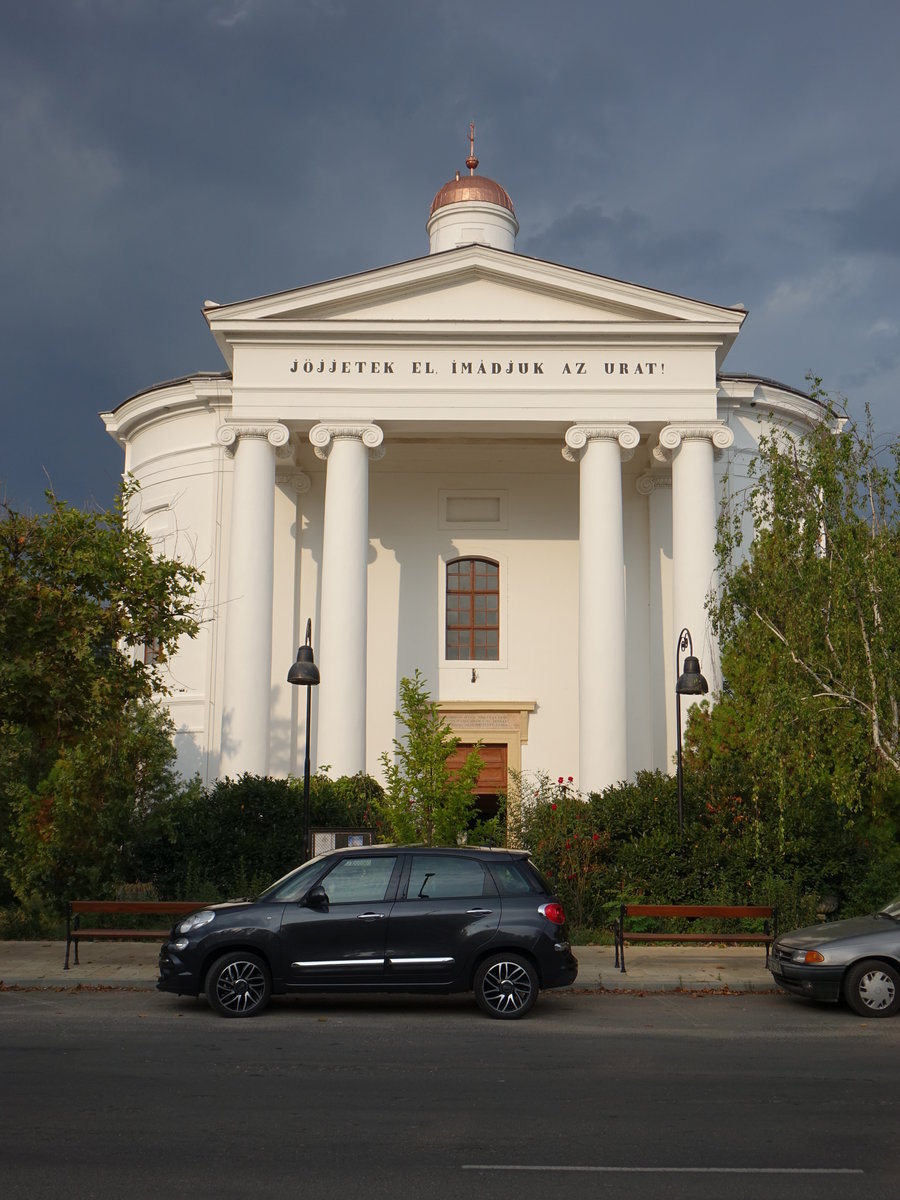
[287,642,320,687]
[676,655,708,696]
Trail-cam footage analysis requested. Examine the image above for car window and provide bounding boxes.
[405,855,490,900]
[490,860,545,897]
[257,857,329,902]
[321,856,398,904]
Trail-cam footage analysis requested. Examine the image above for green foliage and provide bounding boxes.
[136,773,383,900]
[0,485,202,770]
[0,484,203,910]
[376,670,483,845]
[516,768,897,936]
[514,772,609,928]
[3,700,182,911]
[308,770,383,830]
[713,386,900,797]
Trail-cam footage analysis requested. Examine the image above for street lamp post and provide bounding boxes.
[675,627,708,832]
[287,618,320,860]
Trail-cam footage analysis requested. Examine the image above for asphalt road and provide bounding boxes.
[2,987,898,1200]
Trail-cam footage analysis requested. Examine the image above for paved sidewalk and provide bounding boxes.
[0,939,777,993]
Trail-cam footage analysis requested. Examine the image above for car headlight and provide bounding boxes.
[178,909,216,934]
[791,948,826,964]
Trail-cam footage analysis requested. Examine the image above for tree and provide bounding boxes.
[0,485,203,905]
[376,671,484,845]
[707,381,900,811]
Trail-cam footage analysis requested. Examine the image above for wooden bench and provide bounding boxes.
[614,904,778,973]
[64,900,210,969]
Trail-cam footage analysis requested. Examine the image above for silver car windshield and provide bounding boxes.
[878,894,900,919]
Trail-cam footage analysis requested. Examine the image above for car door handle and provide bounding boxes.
[466,908,494,915]
[357,912,386,920]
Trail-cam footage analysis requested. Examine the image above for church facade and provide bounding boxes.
[102,152,822,800]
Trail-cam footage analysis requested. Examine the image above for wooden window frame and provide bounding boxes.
[445,556,500,662]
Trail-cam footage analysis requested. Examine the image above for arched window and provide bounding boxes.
[446,557,499,660]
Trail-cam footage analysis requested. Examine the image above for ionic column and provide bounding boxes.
[657,423,734,696]
[636,473,673,773]
[274,468,312,778]
[310,422,384,777]
[216,421,290,777]
[564,423,640,792]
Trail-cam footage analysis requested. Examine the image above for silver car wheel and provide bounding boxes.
[844,959,900,1018]
[474,954,538,1019]
[858,969,895,1011]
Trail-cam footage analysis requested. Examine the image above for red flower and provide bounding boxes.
[551,803,557,811]
[558,777,564,784]
[567,776,573,783]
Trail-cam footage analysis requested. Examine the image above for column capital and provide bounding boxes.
[216,422,291,456]
[309,422,385,461]
[276,469,312,494]
[636,472,672,496]
[562,423,641,464]
[654,422,734,462]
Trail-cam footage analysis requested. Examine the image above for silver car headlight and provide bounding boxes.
[790,948,826,964]
[178,909,216,934]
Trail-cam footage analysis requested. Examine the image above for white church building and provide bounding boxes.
[102,142,822,805]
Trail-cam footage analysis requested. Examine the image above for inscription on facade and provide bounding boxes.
[444,712,520,731]
[288,355,667,380]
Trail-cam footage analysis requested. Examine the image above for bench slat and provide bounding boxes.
[623,905,773,919]
[70,929,172,939]
[69,901,205,915]
[618,932,772,942]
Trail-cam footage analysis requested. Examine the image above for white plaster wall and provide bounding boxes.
[364,441,581,785]
[119,398,228,781]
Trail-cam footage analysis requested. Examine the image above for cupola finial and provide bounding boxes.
[466,121,479,174]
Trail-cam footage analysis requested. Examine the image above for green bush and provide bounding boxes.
[515,769,896,938]
[135,772,382,900]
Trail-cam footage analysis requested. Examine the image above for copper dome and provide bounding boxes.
[429,173,516,218]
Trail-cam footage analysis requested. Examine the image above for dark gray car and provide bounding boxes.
[158,845,578,1019]
[768,894,900,1017]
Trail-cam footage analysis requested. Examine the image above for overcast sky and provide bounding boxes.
[3,0,898,513]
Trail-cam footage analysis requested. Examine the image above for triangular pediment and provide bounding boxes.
[204,245,746,330]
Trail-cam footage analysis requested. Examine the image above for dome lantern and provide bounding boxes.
[427,123,519,254]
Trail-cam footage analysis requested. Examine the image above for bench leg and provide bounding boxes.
[64,904,72,969]
[614,923,626,973]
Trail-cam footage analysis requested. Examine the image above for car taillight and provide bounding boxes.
[539,902,566,925]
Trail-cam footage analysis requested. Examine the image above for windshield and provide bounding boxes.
[256,857,329,902]
[878,894,900,919]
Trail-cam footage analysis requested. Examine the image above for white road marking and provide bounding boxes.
[463,1165,863,1174]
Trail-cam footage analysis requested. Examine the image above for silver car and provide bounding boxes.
[768,894,900,1017]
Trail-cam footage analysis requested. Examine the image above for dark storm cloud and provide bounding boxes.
[2,0,900,511]
[820,174,900,258]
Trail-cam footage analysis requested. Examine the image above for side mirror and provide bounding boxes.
[303,884,329,910]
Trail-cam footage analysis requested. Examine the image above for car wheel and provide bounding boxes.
[205,952,271,1018]
[843,959,900,1018]
[474,953,539,1019]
